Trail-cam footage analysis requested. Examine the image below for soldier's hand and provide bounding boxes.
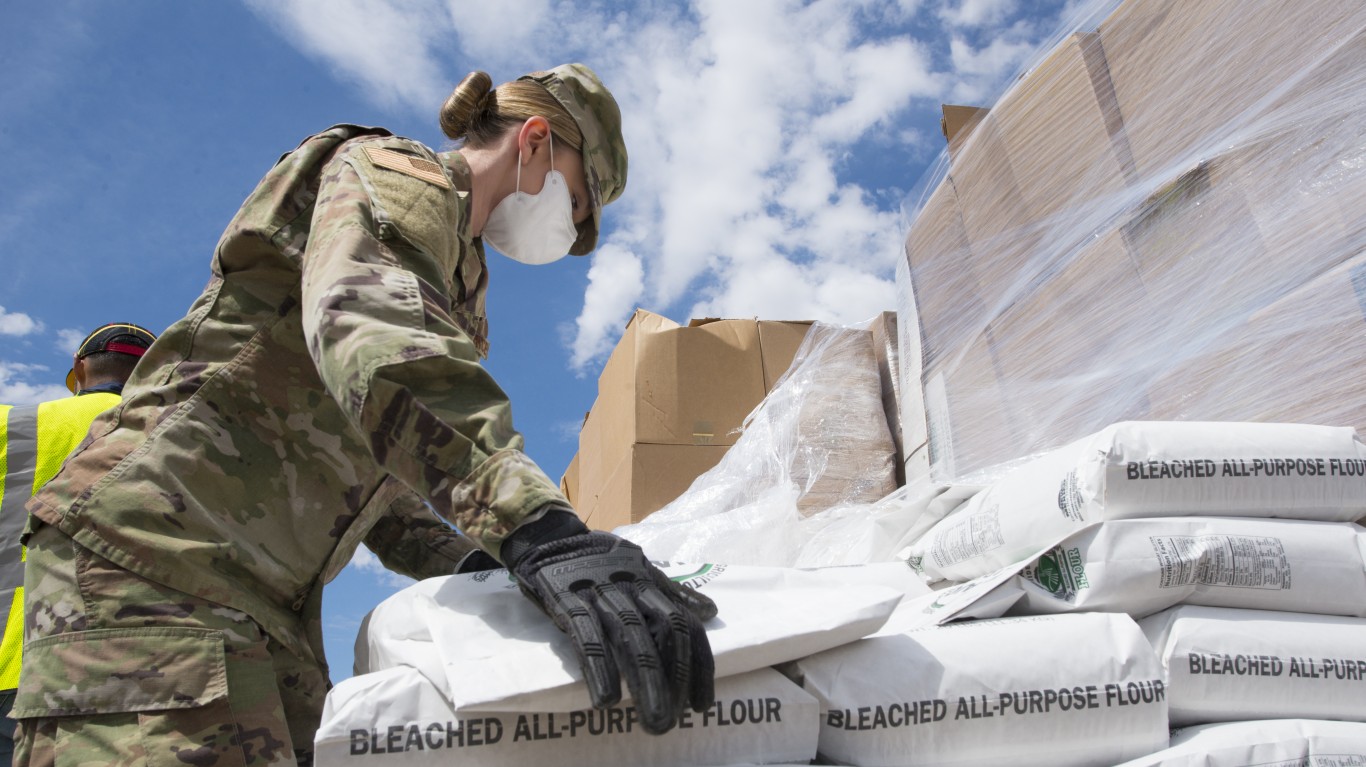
[502,510,717,735]
[454,548,502,574]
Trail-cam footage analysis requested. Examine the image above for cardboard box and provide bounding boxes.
[941,104,989,161]
[1100,0,1366,176]
[986,229,1149,383]
[868,311,905,486]
[1147,255,1366,434]
[576,309,811,526]
[920,335,1017,479]
[895,0,1366,483]
[559,451,579,509]
[894,258,930,484]
[902,179,983,368]
[900,33,1142,480]
[582,444,731,531]
[950,32,1133,303]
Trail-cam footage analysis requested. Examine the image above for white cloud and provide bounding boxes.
[0,361,69,405]
[938,0,1018,28]
[244,0,451,113]
[245,0,1065,370]
[944,25,1040,102]
[442,0,554,67]
[56,328,85,355]
[0,307,42,337]
[347,546,418,588]
[568,243,644,370]
[584,0,947,348]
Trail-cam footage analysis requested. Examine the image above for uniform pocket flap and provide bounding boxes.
[13,627,227,718]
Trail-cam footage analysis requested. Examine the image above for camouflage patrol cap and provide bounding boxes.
[520,63,627,256]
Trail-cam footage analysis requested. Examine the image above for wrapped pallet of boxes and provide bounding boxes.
[571,309,811,531]
[896,0,1366,484]
[789,612,1169,767]
[616,323,903,567]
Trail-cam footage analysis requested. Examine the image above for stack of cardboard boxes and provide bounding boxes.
[899,0,1366,481]
[564,309,811,531]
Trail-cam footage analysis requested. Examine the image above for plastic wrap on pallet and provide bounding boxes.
[897,0,1366,486]
[616,322,911,567]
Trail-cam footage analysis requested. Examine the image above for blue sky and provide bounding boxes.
[2,0,1074,679]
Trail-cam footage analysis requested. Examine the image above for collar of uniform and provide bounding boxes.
[436,150,473,196]
[77,382,124,396]
[437,150,476,247]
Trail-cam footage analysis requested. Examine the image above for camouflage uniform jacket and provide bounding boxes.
[26,125,569,665]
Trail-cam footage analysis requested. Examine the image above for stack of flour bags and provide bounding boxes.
[313,561,928,766]
[790,421,1366,766]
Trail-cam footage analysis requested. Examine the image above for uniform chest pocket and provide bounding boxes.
[344,144,461,285]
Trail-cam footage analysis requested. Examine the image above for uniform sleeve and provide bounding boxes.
[362,488,482,580]
[300,139,570,556]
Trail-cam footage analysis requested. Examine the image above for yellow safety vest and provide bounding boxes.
[0,392,119,690]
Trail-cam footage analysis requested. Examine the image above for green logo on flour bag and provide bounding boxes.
[670,564,726,590]
[1024,546,1090,601]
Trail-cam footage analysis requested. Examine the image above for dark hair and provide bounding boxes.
[81,350,140,387]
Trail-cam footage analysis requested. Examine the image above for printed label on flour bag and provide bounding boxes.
[925,517,1366,623]
[1020,545,1091,602]
[1149,535,1291,590]
[1139,605,1366,726]
[315,667,819,766]
[794,612,1169,767]
[907,422,1366,585]
[927,503,1005,569]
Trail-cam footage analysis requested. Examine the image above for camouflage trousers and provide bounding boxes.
[12,525,328,766]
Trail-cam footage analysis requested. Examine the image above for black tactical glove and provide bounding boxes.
[454,547,503,574]
[502,509,718,735]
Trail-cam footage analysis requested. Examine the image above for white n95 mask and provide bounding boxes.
[482,133,578,265]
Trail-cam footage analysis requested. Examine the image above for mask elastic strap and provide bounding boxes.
[515,128,555,199]
[515,145,522,200]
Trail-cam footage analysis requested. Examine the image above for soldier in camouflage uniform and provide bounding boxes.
[14,63,715,766]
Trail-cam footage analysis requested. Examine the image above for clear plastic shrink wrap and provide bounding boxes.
[617,323,911,566]
[898,0,1366,484]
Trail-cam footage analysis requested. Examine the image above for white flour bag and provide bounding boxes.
[907,422,1366,584]
[356,562,912,713]
[1139,605,1366,726]
[1112,719,1366,767]
[791,612,1169,767]
[315,666,819,767]
[904,519,1366,626]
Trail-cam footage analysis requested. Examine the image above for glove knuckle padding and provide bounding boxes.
[513,531,718,735]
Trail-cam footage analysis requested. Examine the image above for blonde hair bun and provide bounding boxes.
[440,71,495,141]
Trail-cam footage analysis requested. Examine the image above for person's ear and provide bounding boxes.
[517,116,552,164]
[72,357,86,391]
